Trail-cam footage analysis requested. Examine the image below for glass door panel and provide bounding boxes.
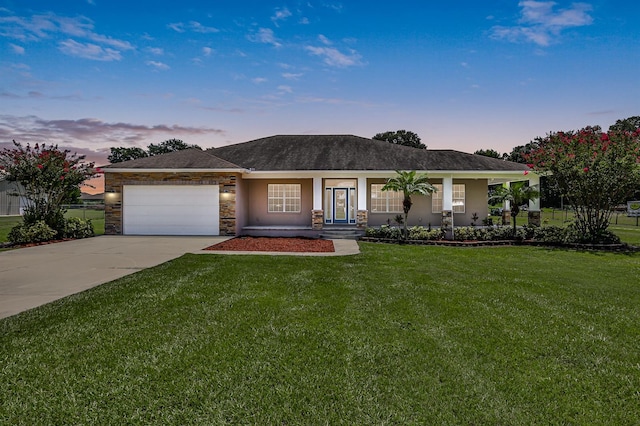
[333,188,348,223]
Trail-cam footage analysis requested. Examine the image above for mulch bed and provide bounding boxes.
[205,237,335,253]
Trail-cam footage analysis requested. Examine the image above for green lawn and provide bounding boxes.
[1,243,639,424]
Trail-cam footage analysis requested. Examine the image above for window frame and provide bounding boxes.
[370,183,404,213]
[267,183,302,213]
[432,184,465,214]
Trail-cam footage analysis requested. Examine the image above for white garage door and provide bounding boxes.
[123,185,219,235]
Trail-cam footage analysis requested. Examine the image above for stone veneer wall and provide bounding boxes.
[311,210,324,230]
[356,210,368,229]
[528,210,541,227]
[104,172,238,235]
[502,210,511,226]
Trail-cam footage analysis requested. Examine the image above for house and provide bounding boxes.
[103,135,538,236]
[80,192,105,204]
[0,179,25,216]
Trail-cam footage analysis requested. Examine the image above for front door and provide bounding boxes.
[333,188,349,224]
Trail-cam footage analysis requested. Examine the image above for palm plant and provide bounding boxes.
[382,170,436,239]
[489,181,540,234]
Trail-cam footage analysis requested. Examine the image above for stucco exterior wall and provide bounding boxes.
[366,178,489,227]
[104,171,239,235]
[243,178,313,227]
[453,179,489,225]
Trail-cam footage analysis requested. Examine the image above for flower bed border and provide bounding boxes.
[359,237,638,252]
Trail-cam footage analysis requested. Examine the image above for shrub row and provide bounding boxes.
[365,225,621,245]
[8,217,94,245]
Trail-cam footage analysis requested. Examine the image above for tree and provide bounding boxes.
[474,149,504,159]
[527,126,640,242]
[489,181,540,234]
[0,141,99,235]
[609,116,640,132]
[506,141,539,164]
[373,130,426,149]
[108,139,201,163]
[382,170,436,239]
[108,147,148,163]
[147,138,201,156]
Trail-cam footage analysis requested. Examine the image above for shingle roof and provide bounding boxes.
[103,148,243,169]
[210,135,528,172]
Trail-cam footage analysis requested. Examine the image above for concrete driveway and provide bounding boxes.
[0,236,225,319]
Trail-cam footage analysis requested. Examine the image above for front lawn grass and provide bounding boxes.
[1,243,639,424]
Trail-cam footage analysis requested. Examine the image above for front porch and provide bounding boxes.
[240,224,365,239]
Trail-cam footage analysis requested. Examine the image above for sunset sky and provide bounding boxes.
[1,1,638,193]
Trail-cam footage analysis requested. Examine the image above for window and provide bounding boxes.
[432,185,443,213]
[370,184,403,213]
[268,184,301,212]
[432,184,465,213]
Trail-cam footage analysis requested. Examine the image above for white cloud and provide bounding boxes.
[202,46,213,56]
[304,45,362,67]
[490,1,593,46]
[248,28,281,47]
[167,22,186,33]
[145,60,170,70]
[58,39,122,61]
[168,21,220,34]
[189,21,219,33]
[252,77,268,84]
[318,34,332,45]
[0,12,133,59]
[10,43,25,54]
[147,47,164,55]
[278,85,293,94]
[282,72,303,80]
[0,114,226,155]
[299,17,310,24]
[272,7,292,25]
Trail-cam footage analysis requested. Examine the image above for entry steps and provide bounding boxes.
[319,227,364,240]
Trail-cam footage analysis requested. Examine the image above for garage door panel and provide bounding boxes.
[123,185,219,235]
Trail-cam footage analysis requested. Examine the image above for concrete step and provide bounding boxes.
[319,229,363,240]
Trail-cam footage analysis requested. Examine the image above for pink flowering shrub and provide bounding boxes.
[0,141,100,239]
[526,126,640,242]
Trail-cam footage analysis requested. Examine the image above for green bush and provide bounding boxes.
[532,225,566,244]
[562,225,621,245]
[366,224,622,245]
[408,226,444,241]
[8,221,56,244]
[63,217,94,239]
[23,208,66,238]
[365,225,403,240]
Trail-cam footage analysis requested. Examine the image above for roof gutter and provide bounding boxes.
[104,168,249,173]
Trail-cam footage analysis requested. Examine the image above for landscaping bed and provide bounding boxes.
[359,236,637,251]
[205,236,335,252]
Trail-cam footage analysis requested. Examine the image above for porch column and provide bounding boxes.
[528,174,541,226]
[441,176,454,240]
[312,176,323,230]
[502,182,511,226]
[313,177,323,210]
[357,177,368,228]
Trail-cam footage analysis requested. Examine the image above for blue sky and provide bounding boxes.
[1,0,639,171]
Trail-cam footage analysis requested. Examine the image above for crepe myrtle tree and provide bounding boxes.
[0,141,101,235]
[526,126,640,242]
[382,170,436,239]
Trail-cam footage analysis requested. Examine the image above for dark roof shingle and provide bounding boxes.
[104,148,243,169]
[211,135,528,172]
